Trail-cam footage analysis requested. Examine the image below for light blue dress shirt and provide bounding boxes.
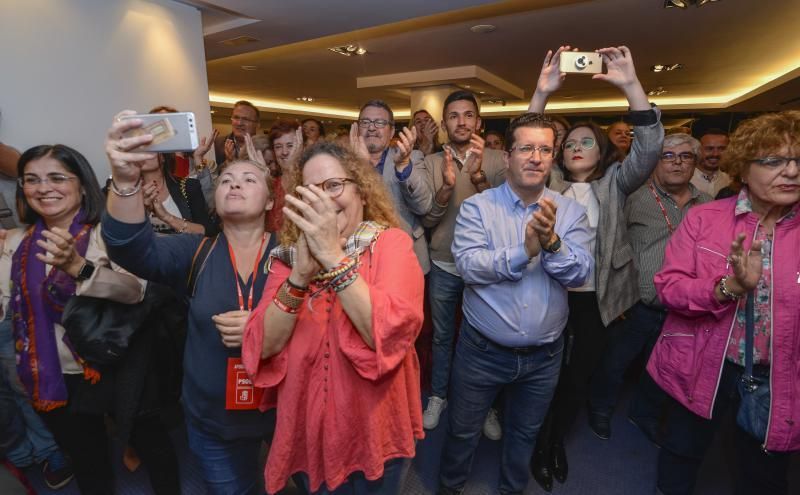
[452,182,593,347]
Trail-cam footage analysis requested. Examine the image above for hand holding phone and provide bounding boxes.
[559,51,603,75]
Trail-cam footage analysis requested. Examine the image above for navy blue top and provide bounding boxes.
[102,213,276,440]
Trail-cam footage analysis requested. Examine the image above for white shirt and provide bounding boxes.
[690,169,730,198]
[563,182,598,292]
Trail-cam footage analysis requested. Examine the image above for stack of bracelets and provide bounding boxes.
[273,255,361,314]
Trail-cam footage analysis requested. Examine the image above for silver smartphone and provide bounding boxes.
[559,52,603,74]
[121,112,199,152]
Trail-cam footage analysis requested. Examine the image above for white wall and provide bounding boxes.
[0,0,211,179]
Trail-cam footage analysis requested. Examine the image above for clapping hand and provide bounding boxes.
[442,146,456,188]
[394,126,418,171]
[243,134,267,168]
[525,198,558,258]
[193,129,219,164]
[464,133,485,175]
[349,122,370,161]
[35,227,85,277]
[282,184,346,270]
[726,232,763,294]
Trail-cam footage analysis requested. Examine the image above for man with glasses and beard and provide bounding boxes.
[349,100,433,273]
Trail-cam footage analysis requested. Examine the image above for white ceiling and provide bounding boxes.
[192,0,800,119]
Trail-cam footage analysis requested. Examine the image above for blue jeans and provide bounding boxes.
[428,264,464,398]
[186,419,263,495]
[439,318,563,495]
[0,317,59,467]
[589,301,668,417]
[295,457,408,495]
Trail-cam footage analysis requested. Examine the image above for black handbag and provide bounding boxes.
[736,291,770,445]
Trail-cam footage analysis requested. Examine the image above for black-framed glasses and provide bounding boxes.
[750,156,799,170]
[18,173,79,188]
[661,151,696,163]
[357,118,392,129]
[563,137,596,152]
[306,178,355,198]
[510,145,555,159]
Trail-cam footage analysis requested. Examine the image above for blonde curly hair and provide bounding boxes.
[279,142,399,246]
[721,110,800,187]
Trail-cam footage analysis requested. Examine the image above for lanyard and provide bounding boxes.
[648,182,675,234]
[227,233,267,311]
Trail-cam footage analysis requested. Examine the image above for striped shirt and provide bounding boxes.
[624,181,712,307]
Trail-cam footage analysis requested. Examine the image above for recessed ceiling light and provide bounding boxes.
[651,63,683,72]
[464,85,471,89]
[240,65,258,71]
[329,44,368,57]
[664,0,690,8]
[470,24,496,34]
[647,87,668,96]
[479,91,486,94]
[295,97,314,102]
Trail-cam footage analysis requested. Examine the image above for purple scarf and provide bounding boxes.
[11,212,93,411]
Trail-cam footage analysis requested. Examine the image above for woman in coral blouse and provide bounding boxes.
[242,142,424,494]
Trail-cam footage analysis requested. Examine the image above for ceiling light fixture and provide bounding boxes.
[328,44,368,57]
[647,87,668,96]
[240,65,258,71]
[664,0,720,8]
[296,96,314,102]
[651,63,683,72]
[470,24,496,34]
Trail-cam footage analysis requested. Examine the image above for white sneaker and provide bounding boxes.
[423,396,447,430]
[483,408,502,440]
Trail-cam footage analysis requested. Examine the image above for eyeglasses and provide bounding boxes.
[357,119,392,129]
[305,178,355,198]
[231,115,258,124]
[661,151,696,163]
[510,145,555,159]
[750,156,799,170]
[563,137,597,152]
[18,173,79,188]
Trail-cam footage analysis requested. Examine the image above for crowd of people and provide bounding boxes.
[0,44,798,495]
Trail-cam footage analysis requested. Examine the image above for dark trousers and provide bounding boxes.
[296,457,408,495]
[439,318,563,495]
[40,407,113,495]
[536,292,611,450]
[657,361,793,495]
[129,414,180,495]
[590,301,669,419]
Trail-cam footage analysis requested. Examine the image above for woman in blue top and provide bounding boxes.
[101,111,277,495]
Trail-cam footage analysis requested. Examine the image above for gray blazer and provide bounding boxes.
[381,147,434,273]
[550,109,664,326]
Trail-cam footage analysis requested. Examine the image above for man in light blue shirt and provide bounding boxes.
[439,113,593,495]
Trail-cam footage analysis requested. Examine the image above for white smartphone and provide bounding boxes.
[121,112,199,152]
[559,52,603,75]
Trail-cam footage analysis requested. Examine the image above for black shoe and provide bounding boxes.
[587,408,611,440]
[628,415,662,448]
[529,449,553,492]
[551,442,568,483]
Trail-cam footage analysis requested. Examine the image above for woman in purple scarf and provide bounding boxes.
[0,144,144,494]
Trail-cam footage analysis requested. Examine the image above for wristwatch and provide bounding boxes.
[76,260,96,282]
[542,235,562,254]
[470,170,487,185]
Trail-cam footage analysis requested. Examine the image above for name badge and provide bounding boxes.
[225,357,264,410]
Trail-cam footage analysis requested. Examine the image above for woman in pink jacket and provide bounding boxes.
[648,110,800,495]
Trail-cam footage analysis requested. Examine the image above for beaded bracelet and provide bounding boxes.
[332,272,359,293]
[313,255,357,282]
[719,275,743,300]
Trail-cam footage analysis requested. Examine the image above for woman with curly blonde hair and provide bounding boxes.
[242,142,424,494]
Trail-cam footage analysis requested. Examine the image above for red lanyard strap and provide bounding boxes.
[227,233,267,311]
[648,182,675,234]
